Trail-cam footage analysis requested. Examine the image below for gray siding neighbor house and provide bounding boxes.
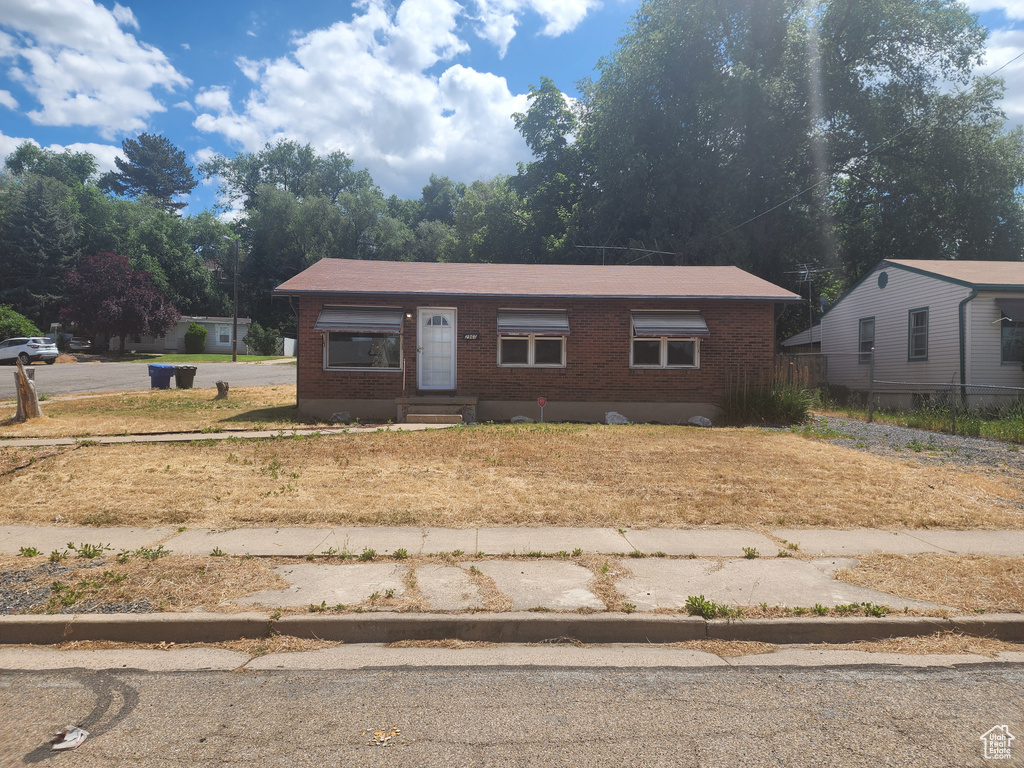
[820,260,1024,406]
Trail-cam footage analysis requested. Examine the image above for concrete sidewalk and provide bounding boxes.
[2,524,1023,648]
[3,524,1023,558]
[0,422,449,447]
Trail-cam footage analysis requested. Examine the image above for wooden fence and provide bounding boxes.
[775,354,827,388]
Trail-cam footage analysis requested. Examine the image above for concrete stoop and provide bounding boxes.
[397,396,477,424]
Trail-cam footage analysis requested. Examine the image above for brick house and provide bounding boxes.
[274,259,799,423]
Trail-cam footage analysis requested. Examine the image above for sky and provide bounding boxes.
[0,0,1023,216]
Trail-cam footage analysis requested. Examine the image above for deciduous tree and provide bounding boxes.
[61,252,179,353]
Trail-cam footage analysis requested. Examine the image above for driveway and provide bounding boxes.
[0,360,296,398]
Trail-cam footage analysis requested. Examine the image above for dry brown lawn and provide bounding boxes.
[0,385,314,438]
[836,554,1024,612]
[1,424,1022,529]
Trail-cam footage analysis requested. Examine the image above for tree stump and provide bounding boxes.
[14,359,43,421]
[215,381,229,399]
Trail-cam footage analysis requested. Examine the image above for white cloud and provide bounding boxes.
[966,1,1024,20]
[111,3,139,30]
[0,89,17,109]
[236,56,266,82]
[472,0,601,55]
[0,129,120,175]
[980,27,1024,125]
[0,0,189,138]
[173,100,195,112]
[181,42,190,51]
[194,0,601,197]
[61,139,121,173]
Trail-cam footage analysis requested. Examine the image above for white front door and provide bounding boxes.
[417,308,456,390]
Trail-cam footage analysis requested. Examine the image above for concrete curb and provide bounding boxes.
[2,612,1023,646]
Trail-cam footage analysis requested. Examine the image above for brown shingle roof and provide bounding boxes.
[886,259,1024,288]
[274,259,800,300]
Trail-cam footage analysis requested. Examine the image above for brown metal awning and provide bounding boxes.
[496,310,570,336]
[314,307,403,333]
[631,311,710,338]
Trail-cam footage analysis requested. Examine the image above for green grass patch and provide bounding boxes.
[827,403,1024,444]
[718,381,815,426]
[130,354,290,364]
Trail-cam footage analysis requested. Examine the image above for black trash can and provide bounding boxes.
[148,364,175,390]
[174,365,197,389]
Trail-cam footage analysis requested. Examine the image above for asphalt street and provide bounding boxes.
[0,361,296,399]
[1,662,1021,767]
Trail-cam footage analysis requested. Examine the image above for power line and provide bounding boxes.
[713,46,1024,241]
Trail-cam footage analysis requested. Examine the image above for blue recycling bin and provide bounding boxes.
[148,363,175,389]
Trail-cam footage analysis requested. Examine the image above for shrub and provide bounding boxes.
[243,321,280,356]
[718,380,815,426]
[0,305,42,339]
[184,322,207,354]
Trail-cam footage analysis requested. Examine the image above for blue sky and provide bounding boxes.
[0,0,1022,214]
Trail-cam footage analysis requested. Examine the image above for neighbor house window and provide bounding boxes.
[216,324,231,344]
[908,308,928,361]
[315,306,404,370]
[858,317,875,364]
[1001,319,1024,364]
[630,311,707,369]
[497,310,568,367]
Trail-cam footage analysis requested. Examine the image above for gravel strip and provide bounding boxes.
[809,416,1024,471]
[0,559,154,615]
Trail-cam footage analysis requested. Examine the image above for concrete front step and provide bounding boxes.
[405,405,465,415]
[405,414,463,424]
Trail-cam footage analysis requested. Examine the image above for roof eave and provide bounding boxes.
[273,288,801,301]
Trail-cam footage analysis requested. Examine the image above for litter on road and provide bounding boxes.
[52,725,89,750]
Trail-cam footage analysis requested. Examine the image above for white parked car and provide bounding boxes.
[0,337,59,365]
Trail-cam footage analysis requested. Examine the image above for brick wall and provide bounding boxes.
[296,293,777,403]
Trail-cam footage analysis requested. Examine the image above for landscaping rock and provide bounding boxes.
[605,411,629,425]
[329,411,352,424]
[511,415,535,424]
[688,415,713,428]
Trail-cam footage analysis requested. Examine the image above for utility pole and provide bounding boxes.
[221,236,240,362]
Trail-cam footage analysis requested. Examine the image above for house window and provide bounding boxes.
[498,336,565,367]
[630,311,707,369]
[327,333,401,369]
[315,306,404,371]
[496,310,568,368]
[908,308,928,361]
[858,317,875,364]
[216,324,231,345]
[1001,319,1024,364]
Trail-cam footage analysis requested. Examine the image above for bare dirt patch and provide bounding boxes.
[0,425,1020,530]
[835,554,1024,612]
